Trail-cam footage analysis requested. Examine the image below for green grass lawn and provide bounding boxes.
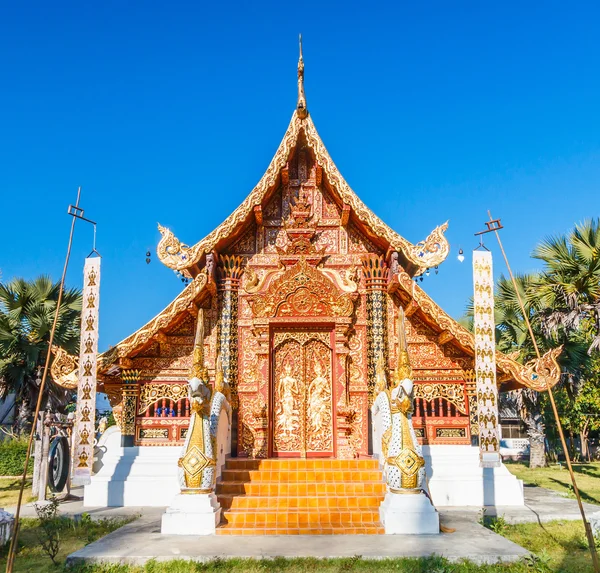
[0,516,132,573]
[0,478,33,508]
[506,461,600,505]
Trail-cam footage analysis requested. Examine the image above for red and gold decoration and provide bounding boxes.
[72,257,101,485]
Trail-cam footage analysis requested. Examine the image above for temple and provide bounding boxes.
[79,44,548,529]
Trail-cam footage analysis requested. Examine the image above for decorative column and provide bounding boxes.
[473,250,501,467]
[72,256,101,486]
[361,255,390,404]
[217,255,244,454]
[120,369,140,447]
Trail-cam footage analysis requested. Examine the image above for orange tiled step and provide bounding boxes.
[215,457,386,536]
[216,525,385,535]
[220,469,384,482]
[218,494,382,510]
[216,481,386,496]
[224,459,380,470]
[222,509,381,527]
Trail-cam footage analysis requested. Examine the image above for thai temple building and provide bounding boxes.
[74,46,553,534]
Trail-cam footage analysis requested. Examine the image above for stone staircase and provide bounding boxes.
[216,458,386,535]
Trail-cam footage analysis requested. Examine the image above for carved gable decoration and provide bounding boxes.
[248,258,355,318]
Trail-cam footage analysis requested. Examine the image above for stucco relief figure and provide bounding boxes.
[372,313,425,493]
[278,363,300,436]
[307,361,329,434]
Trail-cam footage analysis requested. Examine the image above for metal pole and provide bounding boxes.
[5,188,81,573]
[486,211,599,572]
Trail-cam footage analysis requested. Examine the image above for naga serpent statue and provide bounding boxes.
[177,308,231,494]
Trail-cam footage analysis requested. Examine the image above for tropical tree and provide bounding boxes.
[0,276,82,433]
[463,271,589,468]
[532,218,600,355]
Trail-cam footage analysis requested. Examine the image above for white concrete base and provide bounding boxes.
[84,446,181,507]
[379,492,439,534]
[423,445,524,507]
[161,493,221,535]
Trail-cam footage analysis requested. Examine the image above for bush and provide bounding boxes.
[0,437,28,476]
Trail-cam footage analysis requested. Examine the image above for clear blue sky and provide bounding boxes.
[1,1,599,352]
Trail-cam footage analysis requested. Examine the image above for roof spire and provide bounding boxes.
[297,34,308,119]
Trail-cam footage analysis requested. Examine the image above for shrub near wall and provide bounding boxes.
[0,438,28,476]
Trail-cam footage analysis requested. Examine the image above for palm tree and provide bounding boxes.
[493,274,589,467]
[532,218,600,354]
[0,276,82,433]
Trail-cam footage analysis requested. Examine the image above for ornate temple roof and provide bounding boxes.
[155,44,450,279]
[82,44,560,393]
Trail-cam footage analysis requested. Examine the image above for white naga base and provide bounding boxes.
[85,444,181,507]
[422,445,524,507]
[379,492,439,534]
[161,493,221,535]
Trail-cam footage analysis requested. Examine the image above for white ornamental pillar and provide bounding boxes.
[72,256,101,485]
[472,250,501,467]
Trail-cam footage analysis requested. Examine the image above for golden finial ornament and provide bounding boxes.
[190,308,208,381]
[297,34,308,119]
[394,307,413,383]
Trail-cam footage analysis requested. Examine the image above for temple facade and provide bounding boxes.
[81,49,544,516]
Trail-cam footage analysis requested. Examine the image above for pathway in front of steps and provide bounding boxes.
[66,511,528,566]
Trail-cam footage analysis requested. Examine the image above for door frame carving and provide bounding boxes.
[268,324,337,458]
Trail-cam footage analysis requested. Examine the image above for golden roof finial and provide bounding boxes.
[395,306,412,383]
[190,308,206,380]
[297,34,308,119]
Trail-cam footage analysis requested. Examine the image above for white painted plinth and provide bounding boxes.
[379,492,439,535]
[161,493,221,535]
[85,445,181,507]
[423,445,524,507]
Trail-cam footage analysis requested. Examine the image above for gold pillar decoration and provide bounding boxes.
[120,369,140,447]
[473,250,501,467]
[362,254,389,404]
[217,255,244,408]
[72,256,101,486]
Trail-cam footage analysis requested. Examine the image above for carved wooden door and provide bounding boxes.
[271,331,334,457]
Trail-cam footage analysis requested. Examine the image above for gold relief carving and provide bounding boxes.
[85,314,95,331]
[139,428,169,439]
[436,428,466,438]
[80,405,91,422]
[77,450,89,468]
[313,229,338,254]
[496,346,562,392]
[319,266,359,294]
[414,383,468,415]
[98,273,207,373]
[347,330,366,392]
[348,224,382,254]
[273,333,333,455]
[156,112,447,276]
[50,346,79,389]
[240,394,268,458]
[249,258,355,319]
[137,383,188,415]
[273,330,330,349]
[84,335,94,354]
